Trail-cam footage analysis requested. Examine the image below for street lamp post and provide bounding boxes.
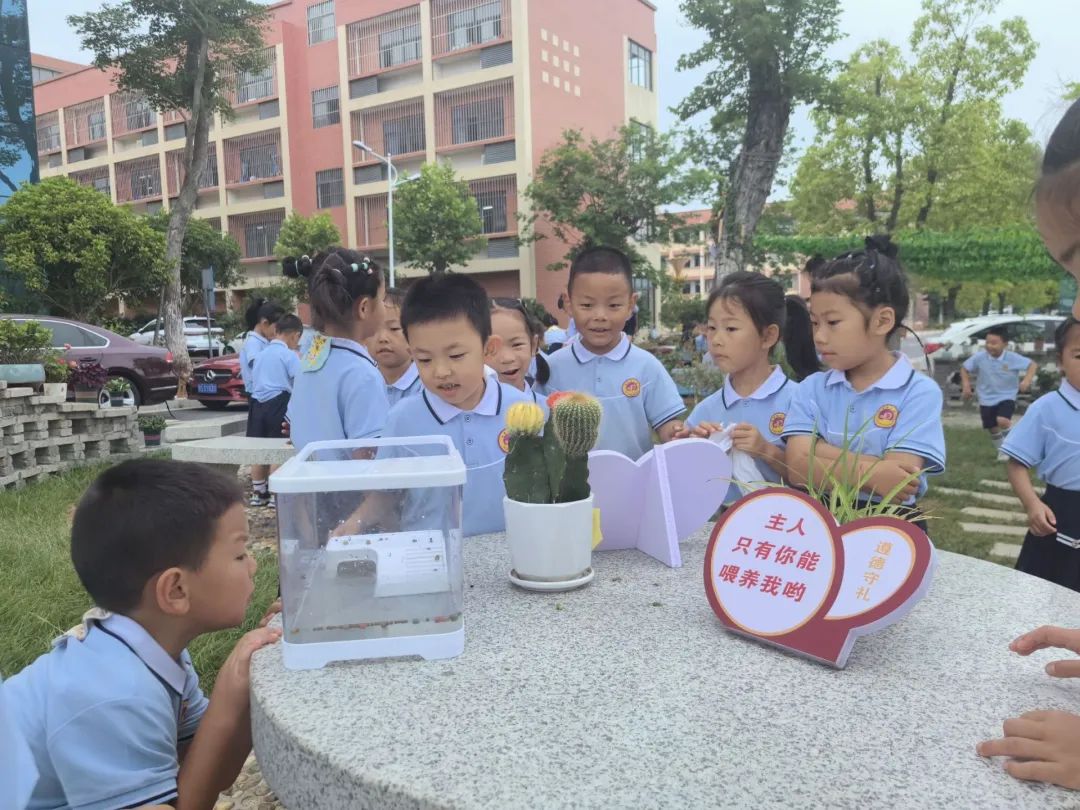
[353,140,398,287]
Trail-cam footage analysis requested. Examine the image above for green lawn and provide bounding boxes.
[0,462,279,690]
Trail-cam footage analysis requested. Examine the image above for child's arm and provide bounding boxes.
[730,423,786,476]
[785,436,921,502]
[174,626,281,810]
[1007,459,1056,536]
[1020,360,1037,394]
[656,418,686,443]
[960,366,973,402]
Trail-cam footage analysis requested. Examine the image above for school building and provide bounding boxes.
[31,0,659,318]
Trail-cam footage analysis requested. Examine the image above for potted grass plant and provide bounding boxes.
[0,319,50,386]
[42,352,70,399]
[137,413,167,447]
[104,377,131,407]
[502,392,602,590]
[69,358,108,404]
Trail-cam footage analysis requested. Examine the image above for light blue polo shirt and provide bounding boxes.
[286,336,389,452]
[540,334,685,461]
[0,675,37,810]
[251,339,300,403]
[687,365,797,503]
[383,378,532,537]
[962,349,1033,406]
[783,353,946,502]
[239,331,269,392]
[4,612,208,810]
[1001,381,1080,490]
[386,363,422,408]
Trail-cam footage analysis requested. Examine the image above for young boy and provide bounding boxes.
[961,325,1036,457]
[247,313,303,507]
[382,274,532,537]
[369,288,421,407]
[2,459,280,810]
[541,246,686,460]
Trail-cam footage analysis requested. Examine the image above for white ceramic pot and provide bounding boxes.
[42,382,67,399]
[503,494,594,582]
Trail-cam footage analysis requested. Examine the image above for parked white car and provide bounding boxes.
[921,315,1066,364]
[130,317,228,358]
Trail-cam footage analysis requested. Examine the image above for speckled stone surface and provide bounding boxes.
[251,530,1080,809]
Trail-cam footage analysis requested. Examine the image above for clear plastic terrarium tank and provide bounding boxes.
[272,438,466,651]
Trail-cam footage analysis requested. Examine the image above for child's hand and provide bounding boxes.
[1009,625,1080,670]
[876,460,921,502]
[1026,503,1057,537]
[961,385,973,403]
[978,710,1080,790]
[730,423,769,457]
[211,626,282,707]
[1020,380,1031,394]
[674,421,722,439]
[259,599,282,628]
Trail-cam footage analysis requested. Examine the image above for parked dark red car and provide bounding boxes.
[6,315,177,407]
[191,353,246,409]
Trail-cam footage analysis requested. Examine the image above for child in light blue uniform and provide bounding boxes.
[783,236,946,524]
[247,314,302,506]
[238,298,282,394]
[540,247,685,460]
[285,250,388,452]
[491,297,550,406]
[369,288,422,407]
[4,460,280,810]
[385,274,533,537]
[681,271,820,504]
[961,324,1036,456]
[1002,317,1080,591]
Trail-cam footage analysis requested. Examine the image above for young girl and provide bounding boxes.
[490,297,549,404]
[678,271,820,504]
[782,236,946,522]
[284,249,388,452]
[239,298,282,395]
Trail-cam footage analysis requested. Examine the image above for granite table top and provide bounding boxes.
[251,529,1080,809]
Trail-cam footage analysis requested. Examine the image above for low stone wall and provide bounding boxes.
[0,382,144,490]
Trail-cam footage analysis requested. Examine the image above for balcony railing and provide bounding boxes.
[223,129,282,185]
[434,77,513,150]
[115,156,162,203]
[70,166,111,197]
[221,46,277,108]
[110,90,157,137]
[431,0,510,57]
[64,98,107,149]
[347,5,422,78]
[351,97,426,165]
[166,145,219,196]
[356,194,388,249]
[229,209,286,260]
[36,111,60,154]
[469,174,517,235]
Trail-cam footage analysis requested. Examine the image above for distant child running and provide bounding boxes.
[961,325,1035,458]
[369,287,421,407]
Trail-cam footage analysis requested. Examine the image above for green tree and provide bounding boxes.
[145,212,242,306]
[394,161,485,275]
[71,0,270,388]
[0,177,166,321]
[674,0,842,280]
[0,0,37,197]
[273,211,341,260]
[521,126,706,282]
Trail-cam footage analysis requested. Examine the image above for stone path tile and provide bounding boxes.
[935,486,1020,506]
[960,522,1027,537]
[991,542,1022,560]
[960,507,1027,524]
[979,479,1043,495]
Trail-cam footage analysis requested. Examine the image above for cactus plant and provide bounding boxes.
[503,393,602,504]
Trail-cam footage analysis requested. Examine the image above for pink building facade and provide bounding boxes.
[33,0,658,316]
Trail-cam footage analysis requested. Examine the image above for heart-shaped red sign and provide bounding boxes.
[703,488,936,668]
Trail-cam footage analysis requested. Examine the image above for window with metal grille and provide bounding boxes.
[238,144,280,181]
[239,64,274,104]
[474,190,507,234]
[379,22,422,68]
[628,40,652,90]
[129,166,160,200]
[37,122,60,153]
[87,111,106,142]
[316,169,345,209]
[451,98,503,144]
[243,219,282,258]
[448,1,502,51]
[382,114,424,156]
[311,86,340,128]
[92,177,110,195]
[307,0,336,45]
[120,93,155,132]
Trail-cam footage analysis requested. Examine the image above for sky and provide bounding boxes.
[27,0,1080,201]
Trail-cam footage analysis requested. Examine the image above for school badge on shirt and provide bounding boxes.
[769,412,786,435]
[498,428,511,453]
[874,404,899,428]
[301,333,331,372]
[621,378,642,398]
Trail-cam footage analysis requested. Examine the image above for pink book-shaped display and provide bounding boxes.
[588,438,733,568]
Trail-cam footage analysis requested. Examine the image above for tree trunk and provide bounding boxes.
[944,285,960,321]
[998,291,1007,314]
[860,72,883,226]
[885,130,904,233]
[915,52,964,230]
[713,71,791,283]
[162,37,211,397]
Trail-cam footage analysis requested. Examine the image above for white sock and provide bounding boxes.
[252,479,267,494]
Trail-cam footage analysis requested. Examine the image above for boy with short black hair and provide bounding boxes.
[961,325,1036,458]
[248,312,303,506]
[383,273,532,536]
[369,287,421,406]
[3,459,280,810]
[541,246,686,460]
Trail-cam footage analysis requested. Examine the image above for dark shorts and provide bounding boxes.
[1016,485,1080,593]
[980,400,1015,430]
[247,391,290,439]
